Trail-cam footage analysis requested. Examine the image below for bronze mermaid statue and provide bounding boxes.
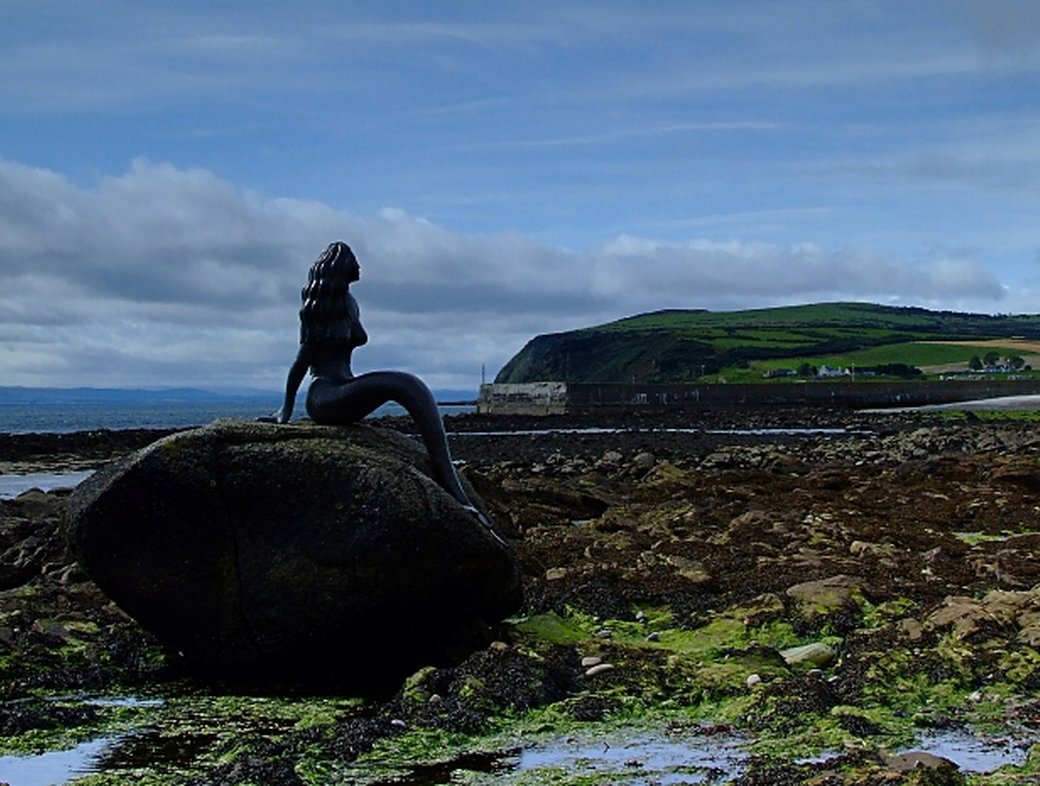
[267,242,493,529]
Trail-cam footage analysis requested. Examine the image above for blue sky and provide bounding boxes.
[2,1,1040,392]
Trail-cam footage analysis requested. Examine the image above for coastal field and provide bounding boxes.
[742,339,1040,380]
[2,408,1040,784]
[920,339,1040,353]
[915,340,1040,375]
[744,339,1040,380]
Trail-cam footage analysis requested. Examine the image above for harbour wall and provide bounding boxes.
[477,379,1040,415]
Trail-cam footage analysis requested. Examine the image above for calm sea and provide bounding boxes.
[0,400,475,435]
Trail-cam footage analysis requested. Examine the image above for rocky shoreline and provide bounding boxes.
[2,407,1040,785]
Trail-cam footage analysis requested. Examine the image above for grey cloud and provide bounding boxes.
[2,159,306,312]
[963,0,1040,61]
[897,153,1039,192]
[0,158,1021,389]
[827,147,1040,198]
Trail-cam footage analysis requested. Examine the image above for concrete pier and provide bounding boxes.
[477,379,1040,415]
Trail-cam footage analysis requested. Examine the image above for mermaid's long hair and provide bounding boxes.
[299,242,357,345]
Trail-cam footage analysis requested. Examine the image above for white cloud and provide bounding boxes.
[925,256,1008,298]
[594,235,1006,307]
[0,158,1023,390]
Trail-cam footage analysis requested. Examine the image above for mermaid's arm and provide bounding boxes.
[271,347,310,423]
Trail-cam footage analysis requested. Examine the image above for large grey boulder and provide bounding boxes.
[64,420,522,686]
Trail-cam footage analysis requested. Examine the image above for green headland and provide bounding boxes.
[495,302,1040,384]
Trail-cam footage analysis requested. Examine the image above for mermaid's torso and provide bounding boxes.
[300,292,367,352]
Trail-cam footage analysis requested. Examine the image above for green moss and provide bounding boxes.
[652,617,746,657]
[70,775,182,786]
[514,602,804,673]
[344,726,476,780]
[686,660,760,700]
[954,530,1040,546]
[458,675,487,700]
[9,589,1036,784]
[997,648,1040,683]
[402,665,440,705]
[861,597,919,628]
[874,672,971,724]
[512,613,593,645]
[0,691,363,785]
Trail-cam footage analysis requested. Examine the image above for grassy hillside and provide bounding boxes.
[494,302,1040,384]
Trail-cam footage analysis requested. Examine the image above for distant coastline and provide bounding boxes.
[0,387,477,434]
[0,386,477,406]
[0,385,272,406]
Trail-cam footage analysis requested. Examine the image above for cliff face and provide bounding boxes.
[495,330,719,383]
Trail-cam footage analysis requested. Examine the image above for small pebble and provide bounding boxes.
[581,655,602,668]
[389,718,407,729]
[585,663,616,677]
[595,629,612,639]
[746,673,762,688]
[645,631,660,642]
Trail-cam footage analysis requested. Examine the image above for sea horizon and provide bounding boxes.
[0,387,477,435]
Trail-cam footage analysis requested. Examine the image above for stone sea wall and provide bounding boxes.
[478,378,1040,414]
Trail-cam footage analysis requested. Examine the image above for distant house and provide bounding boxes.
[817,365,845,378]
[764,368,797,378]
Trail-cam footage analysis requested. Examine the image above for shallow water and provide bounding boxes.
[0,470,94,499]
[1,720,1033,785]
[0,736,115,786]
[455,427,849,437]
[909,728,1034,773]
[514,730,748,784]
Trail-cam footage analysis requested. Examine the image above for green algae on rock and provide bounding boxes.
[6,412,1040,784]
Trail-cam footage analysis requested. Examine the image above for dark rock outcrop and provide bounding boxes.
[64,420,522,687]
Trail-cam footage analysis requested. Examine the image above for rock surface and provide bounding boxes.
[64,420,521,684]
[8,408,1040,784]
